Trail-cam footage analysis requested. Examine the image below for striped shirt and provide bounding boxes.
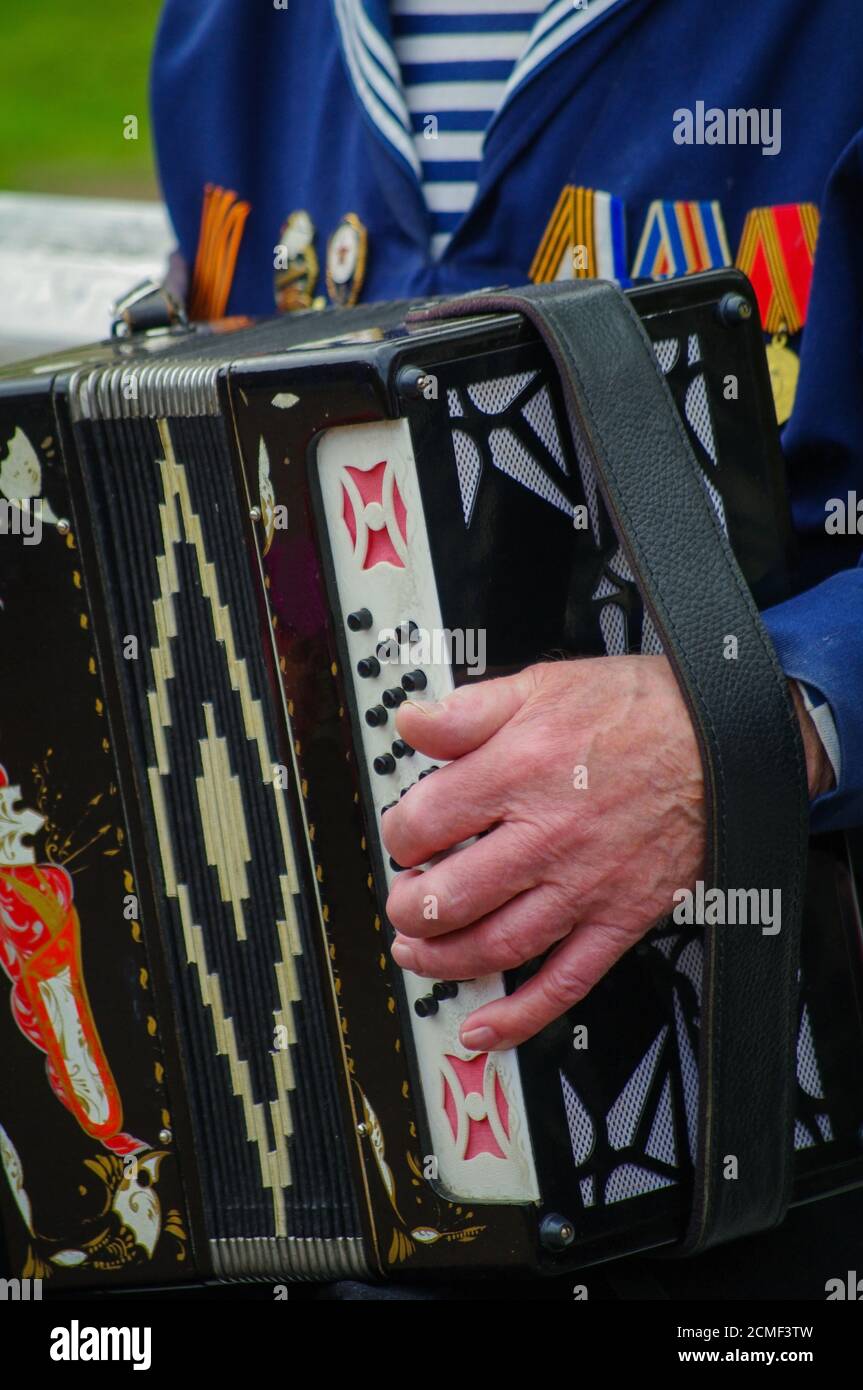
[391,0,548,260]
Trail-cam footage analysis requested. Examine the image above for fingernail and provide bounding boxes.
[460,1025,498,1051]
[403,699,439,716]
[391,941,417,970]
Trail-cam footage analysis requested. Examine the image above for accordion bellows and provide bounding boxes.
[0,271,861,1289]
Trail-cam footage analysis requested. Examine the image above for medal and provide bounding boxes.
[736,204,819,425]
[274,210,322,313]
[530,186,628,284]
[630,200,731,281]
[326,213,368,306]
[764,332,800,428]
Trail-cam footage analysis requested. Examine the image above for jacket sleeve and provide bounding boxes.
[761,128,863,832]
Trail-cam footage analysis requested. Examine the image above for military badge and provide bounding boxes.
[326,213,368,307]
[274,210,321,313]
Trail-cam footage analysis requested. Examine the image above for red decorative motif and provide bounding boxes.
[341,459,408,570]
[441,1052,511,1160]
[0,765,145,1154]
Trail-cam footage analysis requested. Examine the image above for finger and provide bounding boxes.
[395,669,533,761]
[381,749,505,866]
[390,883,572,978]
[458,919,635,1051]
[386,822,537,939]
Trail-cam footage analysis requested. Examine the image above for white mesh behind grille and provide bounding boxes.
[568,422,602,544]
[607,1027,668,1150]
[701,473,728,533]
[675,938,703,998]
[674,989,700,1164]
[606,1164,674,1203]
[653,338,679,374]
[594,569,627,655]
[594,548,634,656]
[685,372,717,465]
[447,387,463,418]
[796,1002,825,1101]
[794,1120,816,1150]
[687,333,701,366]
[560,1071,595,1165]
[640,612,664,655]
[489,427,573,515]
[451,428,483,526]
[467,371,536,414]
[521,384,569,474]
[645,1073,677,1166]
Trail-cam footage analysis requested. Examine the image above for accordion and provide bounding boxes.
[0,268,861,1290]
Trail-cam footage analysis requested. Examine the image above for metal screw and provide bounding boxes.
[56,518,71,535]
[249,505,262,522]
[539,1212,576,1252]
[396,365,430,399]
[716,292,753,326]
[158,1128,173,1145]
[357,1122,369,1138]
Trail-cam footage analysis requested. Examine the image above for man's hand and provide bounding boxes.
[383,655,706,1051]
[383,657,831,1051]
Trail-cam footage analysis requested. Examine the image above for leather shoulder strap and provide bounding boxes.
[408,280,810,1253]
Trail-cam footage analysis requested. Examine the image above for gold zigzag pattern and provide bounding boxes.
[147,419,302,1233]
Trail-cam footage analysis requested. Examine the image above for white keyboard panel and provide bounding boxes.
[317,418,539,1203]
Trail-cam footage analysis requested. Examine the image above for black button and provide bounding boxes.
[357,655,381,678]
[414,994,439,1018]
[347,608,373,632]
[374,753,397,775]
[402,669,427,692]
[365,705,388,727]
[380,801,397,816]
[397,620,420,642]
[432,981,459,1001]
[418,764,440,780]
[392,740,415,759]
[382,686,408,708]
[389,856,407,872]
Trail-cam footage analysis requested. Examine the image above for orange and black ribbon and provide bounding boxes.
[735,203,819,334]
[188,184,251,321]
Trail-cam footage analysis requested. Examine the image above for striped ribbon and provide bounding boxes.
[189,185,252,322]
[630,199,731,281]
[529,184,628,283]
[735,204,819,335]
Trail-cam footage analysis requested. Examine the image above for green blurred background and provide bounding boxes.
[1,2,163,197]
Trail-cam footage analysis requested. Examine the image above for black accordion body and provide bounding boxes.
[0,268,861,1289]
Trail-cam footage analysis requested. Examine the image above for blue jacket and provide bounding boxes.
[151,0,863,830]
